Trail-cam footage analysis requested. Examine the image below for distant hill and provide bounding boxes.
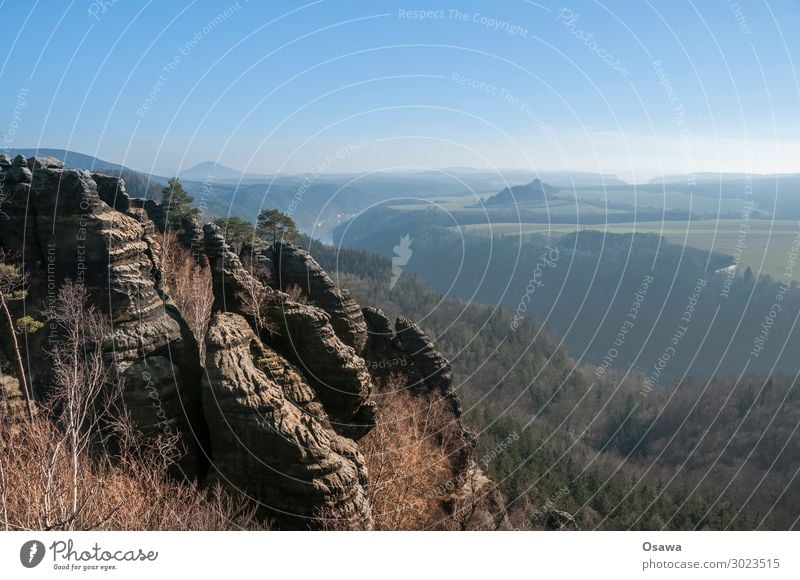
[483,178,559,206]
[177,161,248,181]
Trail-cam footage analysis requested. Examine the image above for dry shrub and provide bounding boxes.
[156,232,213,350]
[236,257,279,336]
[360,376,456,530]
[0,411,264,531]
[0,281,264,531]
[284,283,308,304]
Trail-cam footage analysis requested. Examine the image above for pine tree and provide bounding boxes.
[256,209,299,244]
[162,178,199,230]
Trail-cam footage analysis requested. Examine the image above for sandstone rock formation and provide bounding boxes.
[270,242,368,353]
[0,159,504,530]
[204,224,375,439]
[202,311,372,528]
[0,163,205,476]
[359,310,498,527]
[394,316,475,469]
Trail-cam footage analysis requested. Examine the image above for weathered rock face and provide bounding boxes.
[270,301,376,439]
[202,222,259,315]
[202,312,372,528]
[271,243,368,353]
[395,316,455,396]
[0,164,205,476]
[361,307,413,378]
[204,224,375,438]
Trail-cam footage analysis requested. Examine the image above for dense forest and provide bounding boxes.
[304,237,800,529]
[334,209,800,383]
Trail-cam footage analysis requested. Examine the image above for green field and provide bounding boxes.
[390,196,628,217]
[390,188,759,217]
[453,219,800,280]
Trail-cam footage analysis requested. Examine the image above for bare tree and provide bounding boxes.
[43,281,122,528]
[0,251,35,421]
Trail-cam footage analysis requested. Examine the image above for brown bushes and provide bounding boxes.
[360,377,456,530]
[0,280,264,531]
[0,412,263,531]
[156,232,213,349]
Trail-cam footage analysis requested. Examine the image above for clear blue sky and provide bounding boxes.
[1,0,798,181]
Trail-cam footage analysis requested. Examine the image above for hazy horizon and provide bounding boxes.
[2,1,798,182]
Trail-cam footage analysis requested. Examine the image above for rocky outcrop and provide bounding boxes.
[361,307,413,377]
[270,301,376,439]
[270,243,368,353]
[0,158,503,530]
[361,311,482,509]
[202,312,372,528]
[204,224,375,439]
[395,316,455,395]
[0,163,205,476]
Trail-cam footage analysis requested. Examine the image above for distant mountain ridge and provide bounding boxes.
[11,148,134,173]
[177,161,249,181]
[10,148,163,199]
[483,178,559,206]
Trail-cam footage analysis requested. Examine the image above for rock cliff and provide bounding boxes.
[0,156,205,476]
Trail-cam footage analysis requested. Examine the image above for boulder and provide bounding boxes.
[27,156,64,170]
